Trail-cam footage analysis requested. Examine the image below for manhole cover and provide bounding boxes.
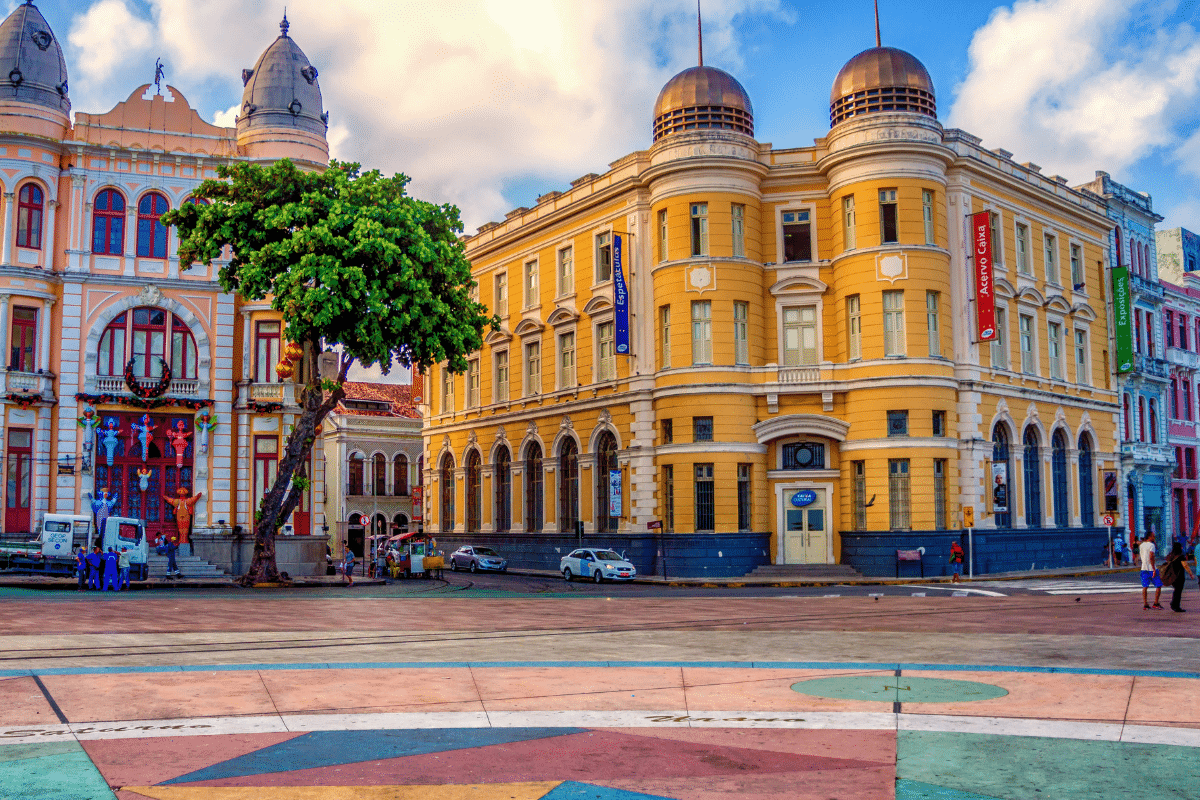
[791,675,1008,703]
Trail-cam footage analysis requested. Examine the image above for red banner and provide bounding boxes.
[410,486,423,523]
[972,211,997,342]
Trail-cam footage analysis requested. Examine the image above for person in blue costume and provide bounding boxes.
[102,547,120,592]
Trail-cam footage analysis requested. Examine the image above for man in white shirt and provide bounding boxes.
[1139,533,1163,610]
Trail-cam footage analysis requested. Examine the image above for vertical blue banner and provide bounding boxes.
[609,469,622,516]
[614,234,630,354]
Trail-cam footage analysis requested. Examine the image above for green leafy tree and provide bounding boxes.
[163,159,492,585]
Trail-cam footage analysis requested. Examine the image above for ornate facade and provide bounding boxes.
[0,5,332,569]
[423,42,1122,577]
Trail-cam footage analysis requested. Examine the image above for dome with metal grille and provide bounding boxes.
[653,65,753,142]
[829,46,935,127]
[237,14,326,138]
[0,1,69,113]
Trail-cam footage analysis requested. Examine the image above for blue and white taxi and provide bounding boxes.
[560,548,636,582]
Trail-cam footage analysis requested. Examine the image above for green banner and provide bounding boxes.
[1112,266,1133,373]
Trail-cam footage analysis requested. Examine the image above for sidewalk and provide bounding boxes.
[0,574,389,591]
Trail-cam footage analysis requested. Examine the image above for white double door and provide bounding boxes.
[779,485,830,564]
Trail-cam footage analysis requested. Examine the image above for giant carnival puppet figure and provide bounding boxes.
[166,420,192,469]
[130,414,157,462]
[164,487,202,556]
[89,489,120,536]
[99,418,121,467]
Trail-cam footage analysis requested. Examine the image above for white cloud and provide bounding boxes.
[67,0,153,78]
[64,0,786,229]
[211,102,238,128]
[949,0,1200,185]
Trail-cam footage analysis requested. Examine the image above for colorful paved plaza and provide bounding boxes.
[0,591,1197,798]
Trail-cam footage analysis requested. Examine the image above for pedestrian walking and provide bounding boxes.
[86,546,103,591]
[949,539,965,583]
[102,547,119,592]
[1140,533,1164,610]
[118,547,132,590]
[1160,541,1196,613]
[376,545,387,583]
[342,542,355,587]
[75,547,87,592]
[164,536,179,578]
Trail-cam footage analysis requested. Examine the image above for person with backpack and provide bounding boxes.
[1160,541,1196,613]
[949,539,965,583]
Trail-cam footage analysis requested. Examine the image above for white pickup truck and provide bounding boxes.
[2,514,149,579]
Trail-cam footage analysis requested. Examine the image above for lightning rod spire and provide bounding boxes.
[874,0,881,47]
[698,0,704,66]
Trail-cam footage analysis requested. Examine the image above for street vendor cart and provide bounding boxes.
[384,531,443,579]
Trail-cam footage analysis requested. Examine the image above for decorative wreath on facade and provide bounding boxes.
[5,393,42,409]
[123,358,172,399]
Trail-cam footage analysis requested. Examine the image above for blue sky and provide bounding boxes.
[25,0,1200,233]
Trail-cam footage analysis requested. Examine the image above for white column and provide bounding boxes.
[42,201,57,269]
[1,192,13,266]
[0,295,10,375]
[38,298,53,371]
[241,309,253,381]
[123,204,136,276]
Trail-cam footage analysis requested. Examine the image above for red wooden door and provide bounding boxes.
[4,428,32,533]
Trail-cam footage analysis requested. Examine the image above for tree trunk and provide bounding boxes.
[239,346,352,586]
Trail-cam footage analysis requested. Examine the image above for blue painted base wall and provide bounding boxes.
[840,527,1117,577]
[433,532,771,579]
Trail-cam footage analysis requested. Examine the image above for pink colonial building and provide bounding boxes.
[0,4,332,573]
[1164,274,1200,546]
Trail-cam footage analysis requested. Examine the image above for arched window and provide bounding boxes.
[92,189,126,255]
[595,431,618,533]
[494,446,511,533]
[373,513,387,540]
[1115,227,1123,268]
[439,453,455,532]
[992,423,1012,528]
[347,453,364,496]
[1051,430,1070,527]
[1023,427,1042,527]
[393,513,408,533]
[1123,394,1132,441]
[393,454,408,496]
[98,307,198,380]
[1078,433,1095,527]
[137,192,170,259]
[1139,396,1147,442]
[465,450,481,532]
[373,453,386,495]
[525,443,543,533]
[559,438,579,533]
[16,184,43,250]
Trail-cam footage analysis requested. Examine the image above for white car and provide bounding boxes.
[560,548,637,582]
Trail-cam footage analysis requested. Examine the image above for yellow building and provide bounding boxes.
[423,44,1119,577]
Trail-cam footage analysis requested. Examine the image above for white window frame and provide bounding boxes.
[847,295,862,360]
[494,272,508,318]
[691,300,712,365]
[986,207,1006,270]
[1047,317,1063,380]
[992,304,1009,370]
[922,189,934,245]
[731,203,745,258]
[660,304,671,370]
[782,305,819,366]
[523,339,541,397]
[1074,325,1090,386]
[594,229,613,285]
[926,290,941,357]
[1019,310,1037,375]
[733,300,749,365]
[777,205,817,264]
[493,348,510,404]
[557,330,576,390]
[441,366,454,414]
[1015,221,1032,275]
[1069,240,1084,291]
[883,290,906,357]
[1044,231,1059,286]
[690,202,709,257]
[843,195,856,251]
[523,258,539,310]
[466,358,480,408]
[595,319,616,382]
[556,245,574,298]
[658,209,668,263]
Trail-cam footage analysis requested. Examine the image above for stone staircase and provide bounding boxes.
[144,552,228,580]
[744,563,864,580]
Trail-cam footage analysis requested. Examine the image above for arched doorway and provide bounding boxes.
[494,446,511,533]
[524,442,543,532]
[1051,430,1069,527]
[439,453,455,533]
[595,431,618,533]
[1078,433,1095,527]
[393,513,409,533]
[346,513,365,558]
[1023,427,1042,527]
[559,439,579,534]
[465,450,481,532]
[991,423,1012,528]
